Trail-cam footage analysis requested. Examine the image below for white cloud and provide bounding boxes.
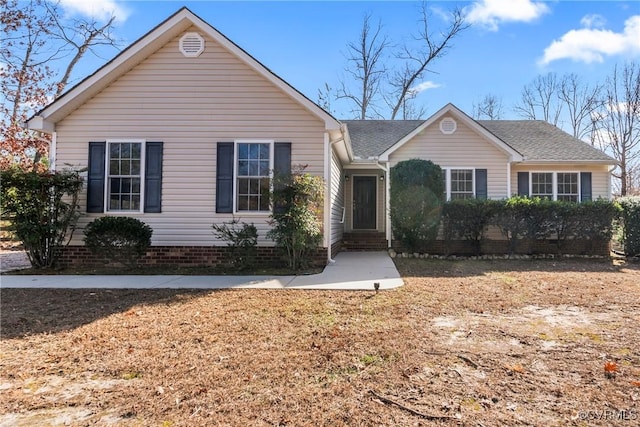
[465,0,550,31]
[410,81,442,95]
[540,15,640,65]
[580,14,607,29]
[59,0,130,23]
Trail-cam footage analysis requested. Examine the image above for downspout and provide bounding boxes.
[323,131,334,263]
[50,132,57,171]
[381,162,391,248]
[506,162,511,196]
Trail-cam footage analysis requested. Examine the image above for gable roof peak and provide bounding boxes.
[27,6,339,132]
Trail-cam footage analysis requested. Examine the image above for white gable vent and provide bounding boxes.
[179,32,204,57]
[440,117,457,135]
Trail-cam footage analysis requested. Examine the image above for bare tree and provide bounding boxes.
[386,4,468,119]
[337,13,389,119]
[558,73,602,140]
[0,0,119,169]
[591,62,640,196]
[333,3,468,120]
[514,73,564,125]
[472,94,504,119]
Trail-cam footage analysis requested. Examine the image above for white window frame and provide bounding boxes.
[233,139,274,214]
[442,167,475,201]
[105,139,145,214]
[529,171,580,202]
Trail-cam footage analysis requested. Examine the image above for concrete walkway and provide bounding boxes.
[0,251,403,290]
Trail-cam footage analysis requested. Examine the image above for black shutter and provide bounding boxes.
[274,142,292,178]
[580,172,592,202]
[517,172,529,197]
[87,142,106,213]
[144,142,163,213]
[273,143,292,214]
[475,169,487,200]
[216,142,234,213]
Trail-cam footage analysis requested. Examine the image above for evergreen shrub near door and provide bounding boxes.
[84,216,153,267]
[390,159,444,253]
[268,168,324,271]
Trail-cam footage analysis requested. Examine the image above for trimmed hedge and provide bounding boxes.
[439,197,621,256]
[618,196,640,256]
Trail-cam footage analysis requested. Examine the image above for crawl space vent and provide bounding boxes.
[440,117,457,135]
[180,32,205,57]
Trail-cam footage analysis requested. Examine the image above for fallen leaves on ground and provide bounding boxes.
[1,258,639,426]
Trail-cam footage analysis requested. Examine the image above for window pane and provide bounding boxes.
[249,160,259,176]
[259,160,269,176]
[259,143,269,159]
[121,160,130,175]
[110,144,120,159]
[238,160,248,176]
[131,143,141,159]
[238,143,248,159]
[249,144,259,158]
[532,173,553,198]
[450,169,473,199]
[107,142,143,212]
[109,160,119,175]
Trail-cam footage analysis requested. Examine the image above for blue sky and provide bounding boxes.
[58,0,640,121]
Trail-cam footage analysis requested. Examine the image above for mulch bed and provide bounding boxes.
[1,258,639,426]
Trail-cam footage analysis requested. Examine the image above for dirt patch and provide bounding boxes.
[1,258,639,426]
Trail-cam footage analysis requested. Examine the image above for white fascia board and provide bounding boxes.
[25,116,55,133]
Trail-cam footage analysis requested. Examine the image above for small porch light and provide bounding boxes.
[379,175,384,181]
[345,175,350,181]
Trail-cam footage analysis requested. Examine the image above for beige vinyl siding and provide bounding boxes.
[330,149,344,245]
[389,114,510,199]
[55,27,326,246]
[510,164,612,199]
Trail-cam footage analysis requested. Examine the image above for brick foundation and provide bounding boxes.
[57,246,328,269]
[392,239,611,257]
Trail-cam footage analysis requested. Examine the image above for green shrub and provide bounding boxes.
[0,168,83,268]
[492,196,538,255]
[212,218,258,271]
[442,199,499,255]
[390,159,444,252]
[83,216,153,266]
[267,169,324,271]
[618,196,640,256]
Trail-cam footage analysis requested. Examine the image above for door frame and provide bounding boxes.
[351,174,378,230]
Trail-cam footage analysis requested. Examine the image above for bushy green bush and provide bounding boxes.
[492,196,539,255]
[268,169,324,271]
[442,198,499,255]
[83,216,153,266]
[618,196,640,256]
[212,218,258,271]
[1,168,83,268]
[390,159,444,252]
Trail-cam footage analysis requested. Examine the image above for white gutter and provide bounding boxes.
[324,131,334,263]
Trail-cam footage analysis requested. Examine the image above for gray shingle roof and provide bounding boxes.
[343,120,423,158]
[343,118,615,163]
[477,120,615,162]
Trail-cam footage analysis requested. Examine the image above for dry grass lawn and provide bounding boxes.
[1,258,639,426]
